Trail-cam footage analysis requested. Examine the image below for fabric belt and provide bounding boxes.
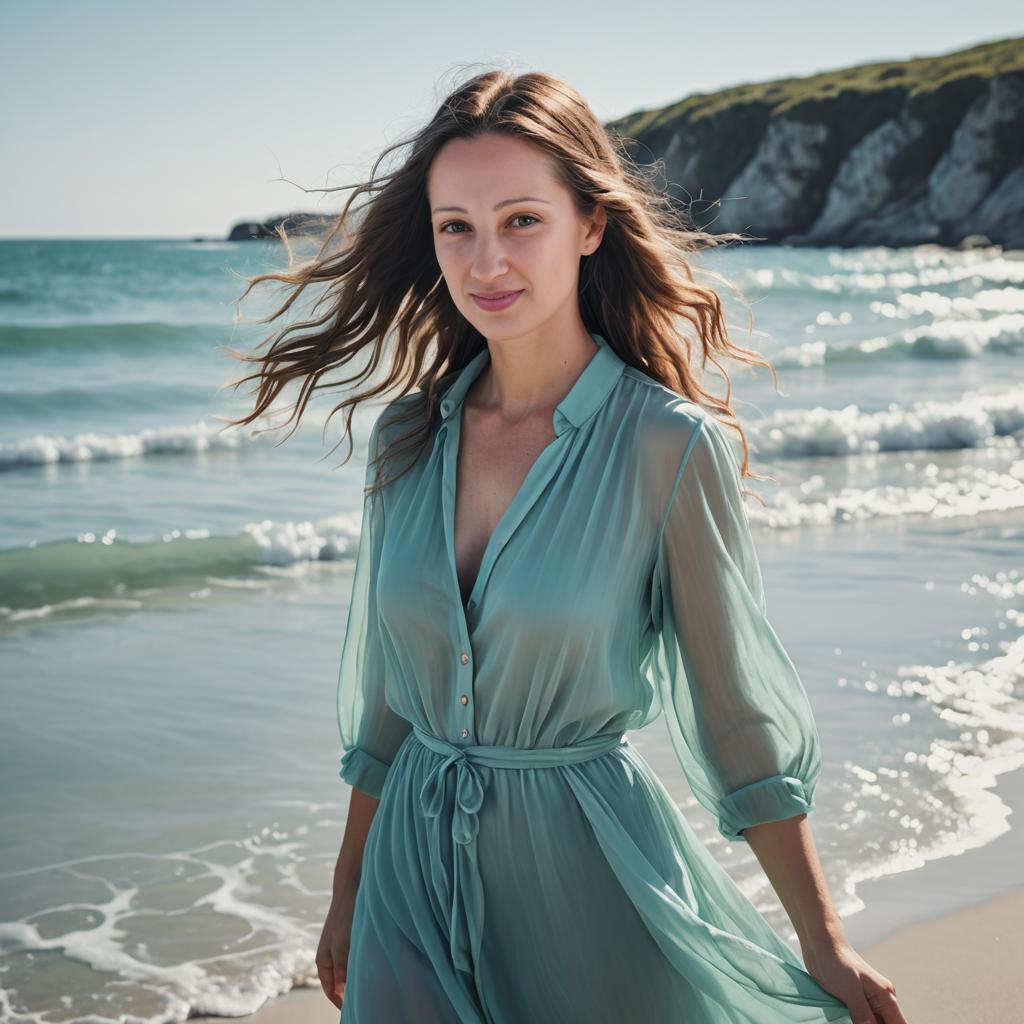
[411,723,628,976]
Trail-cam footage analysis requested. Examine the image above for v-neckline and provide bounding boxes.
[436,332,625,627]
[449,398,563,614]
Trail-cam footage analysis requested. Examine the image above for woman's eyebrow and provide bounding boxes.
[431,196,553,214]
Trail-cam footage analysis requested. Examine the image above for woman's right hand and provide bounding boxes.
[317,887,358,1011]
[320,786,380,1011]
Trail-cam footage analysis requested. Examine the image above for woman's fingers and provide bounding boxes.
[316,956,341,1010]
[867,978,908,1023]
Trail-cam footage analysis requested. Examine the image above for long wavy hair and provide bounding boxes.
[220,66,779,499]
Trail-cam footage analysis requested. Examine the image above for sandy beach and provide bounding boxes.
[198,762,1024,1024]
[854,888,1024,1023]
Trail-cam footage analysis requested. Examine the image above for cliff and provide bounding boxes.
[606,36,1024,248]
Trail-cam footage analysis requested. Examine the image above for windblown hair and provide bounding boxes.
[221,66,779,499]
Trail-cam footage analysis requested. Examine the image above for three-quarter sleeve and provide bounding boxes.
[648,411,822,842]
[336,412,412,799]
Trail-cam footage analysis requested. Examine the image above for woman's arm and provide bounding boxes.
[742,814,845,952]
[333,788,380,898]
[647,410,909,1022]
[317,787,380,1009]
[745,815,908,1023]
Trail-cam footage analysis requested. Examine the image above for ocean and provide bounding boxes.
[1,238,1022,1022]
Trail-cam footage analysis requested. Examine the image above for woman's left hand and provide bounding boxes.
[801,938,910,1024]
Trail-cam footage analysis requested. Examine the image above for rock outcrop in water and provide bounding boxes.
[606,36,1024,249]
[226,212,333,241]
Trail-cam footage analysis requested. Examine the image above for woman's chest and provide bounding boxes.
[375,433,659,649]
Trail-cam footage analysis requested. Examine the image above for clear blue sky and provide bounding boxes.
[3,0,1020,238]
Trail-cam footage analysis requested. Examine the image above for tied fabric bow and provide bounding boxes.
[410,724,628,978]
[418,741,487,974]
[419,747,486,844]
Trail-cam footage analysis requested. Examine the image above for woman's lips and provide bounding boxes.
[471,289,523,311]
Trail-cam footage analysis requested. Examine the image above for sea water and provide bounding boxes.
[0,238,1021,1022]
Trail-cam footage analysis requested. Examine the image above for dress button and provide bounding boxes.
[461,727,469,738]
[459,694,468,705]
[460,651,470,665]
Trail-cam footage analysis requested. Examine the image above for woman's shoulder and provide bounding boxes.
[370,391,428,445]
[616,365,711,455]
[611,367,745,516]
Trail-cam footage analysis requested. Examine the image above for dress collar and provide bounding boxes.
[438,331,624,437]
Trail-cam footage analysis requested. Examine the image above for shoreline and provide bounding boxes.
[196,762,1024,1023]
[842,758,1024,951]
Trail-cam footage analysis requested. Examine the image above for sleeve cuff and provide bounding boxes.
[717,775,815,842]
[339,746,392,799]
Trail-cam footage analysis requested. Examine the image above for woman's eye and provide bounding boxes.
[438,214,539,234]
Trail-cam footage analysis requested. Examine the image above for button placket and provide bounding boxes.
[440,412,482,749]
[457,646,473,742]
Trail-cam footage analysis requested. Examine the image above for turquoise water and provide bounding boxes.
[0,239,1022,1022]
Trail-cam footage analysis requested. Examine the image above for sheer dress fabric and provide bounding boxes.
[336,331,853,1023]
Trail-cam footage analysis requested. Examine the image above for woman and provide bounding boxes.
[228,70,907,1023]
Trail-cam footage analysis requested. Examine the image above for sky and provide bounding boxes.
[3,0,1021,239]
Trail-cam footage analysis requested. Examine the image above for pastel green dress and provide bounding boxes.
[336,331,854,1023]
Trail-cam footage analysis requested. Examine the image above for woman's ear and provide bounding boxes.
[581,204,607,257]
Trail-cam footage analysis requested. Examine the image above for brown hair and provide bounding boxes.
[220,66,779,498]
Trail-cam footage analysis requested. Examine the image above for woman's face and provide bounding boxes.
[426,132,605,338]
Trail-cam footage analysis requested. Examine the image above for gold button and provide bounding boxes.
[460,651,470,665]
[461,727,469,738]
[459,694,469,705]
